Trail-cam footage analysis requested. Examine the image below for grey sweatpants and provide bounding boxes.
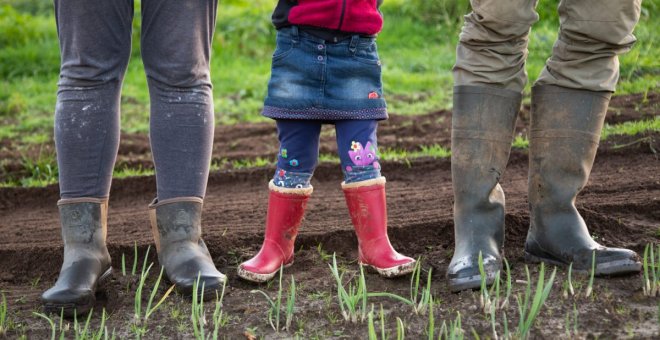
[54,0,218,200]
[453,0,642,92]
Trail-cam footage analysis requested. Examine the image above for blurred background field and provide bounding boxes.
[1,0,657,144]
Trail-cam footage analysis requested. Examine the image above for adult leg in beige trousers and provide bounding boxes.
[447,0,642,292]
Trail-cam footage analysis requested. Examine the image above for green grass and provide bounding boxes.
[601,116,660,140]
[512,117,660,150]
[1,0,658,145]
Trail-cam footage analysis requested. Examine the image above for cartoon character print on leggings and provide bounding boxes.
[345,141,381,183]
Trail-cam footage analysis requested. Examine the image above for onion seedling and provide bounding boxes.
[329,254,368,323]
[251,265,296,332]
[0,292,7,337]
[585,251,595,298]
[643,243,660,296]
[515,263,557,339]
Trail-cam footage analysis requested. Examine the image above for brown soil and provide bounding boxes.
[1,92,658,180]
[0,94,658,338]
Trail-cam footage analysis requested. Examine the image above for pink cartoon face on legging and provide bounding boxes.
[348,141,379,167]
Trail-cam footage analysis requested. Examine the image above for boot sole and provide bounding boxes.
[43,267,113,317]
[448,271,497,293]
[362,260,417,278]
[177,280,227,301]
[237,261,294,283]
[524,251,642,275]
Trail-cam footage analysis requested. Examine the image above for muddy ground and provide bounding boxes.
[0,94,658,339]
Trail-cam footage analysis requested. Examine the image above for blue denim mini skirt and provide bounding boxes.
[262,26,388,120]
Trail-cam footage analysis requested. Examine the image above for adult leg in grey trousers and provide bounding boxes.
[43,0,224,316]
[447,0,642,292]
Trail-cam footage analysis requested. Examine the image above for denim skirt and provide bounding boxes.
[262,26,388,121]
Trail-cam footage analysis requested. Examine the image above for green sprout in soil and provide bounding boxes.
[121,253,126,276]
[132,246,175,339]
[478,251,493,314]
[439,311,464,340]
[478,253,512,314]
[132,242,139,275]
[329,254,368,323]
[366,304,378,340]
[502,258,512,309]
[562,263,575,298]
[367,304,400,340]
[512,135,529,149]
[121,242,140,277]
[250,265,295,332]
[34,309,115,340]
[515,263,557,339]
[33,312,56,340]
[427,295,435,340]
[489,303,498,340]
[0,292,7,337]
[396,316,406,340]
[329,254,414,323]
[585,251,596,298]
[410,258,433,315]
[643,243,660,297]
[190,276,206,339]
[285,275,296,331]
[316,243,332,262]
[191,275,228,340]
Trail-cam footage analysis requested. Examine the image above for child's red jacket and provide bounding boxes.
[272,0,384,36]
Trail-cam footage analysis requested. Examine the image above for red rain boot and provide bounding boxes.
[237,180,312,282]
[343,177,416,277]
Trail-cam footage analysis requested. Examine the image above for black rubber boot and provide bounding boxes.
[447,86,521,292]
[525,85,641,274]
[42,198,112,317]
[149,197,226,299]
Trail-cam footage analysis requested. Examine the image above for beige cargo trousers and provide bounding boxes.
[445,0,644,292]
[453,0,642,92]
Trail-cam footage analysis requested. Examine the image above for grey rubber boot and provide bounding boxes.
[525,85,641,274]
[42,198,112,317]
[447,86,521,292]
[149,197,226,298]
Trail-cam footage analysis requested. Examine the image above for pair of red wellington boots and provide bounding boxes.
[237,177,416,282]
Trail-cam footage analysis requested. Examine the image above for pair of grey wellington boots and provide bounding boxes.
[447,85,641,292]
[42,197,225,316]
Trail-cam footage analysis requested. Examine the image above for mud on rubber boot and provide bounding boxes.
[342,177,416,278]
[525,85,641,275]
[447,86,522,292]
[237,181,312,283]
[42,198,113,317]
[149,197,226,299]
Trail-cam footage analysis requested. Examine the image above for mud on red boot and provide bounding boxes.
[237,180,312,283]
[42,198,113,317]
[149,197,226,299]
[342,177,416,278]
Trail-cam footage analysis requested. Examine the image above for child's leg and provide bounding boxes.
[335,120,381,183]
[272,120,323,188]
[237,120,320,282]
[335,120,415,277]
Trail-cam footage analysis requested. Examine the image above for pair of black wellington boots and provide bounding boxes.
[447,85,641,292]
[41,197,225,316]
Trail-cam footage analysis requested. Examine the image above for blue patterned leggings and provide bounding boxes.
[273,119,382,188]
